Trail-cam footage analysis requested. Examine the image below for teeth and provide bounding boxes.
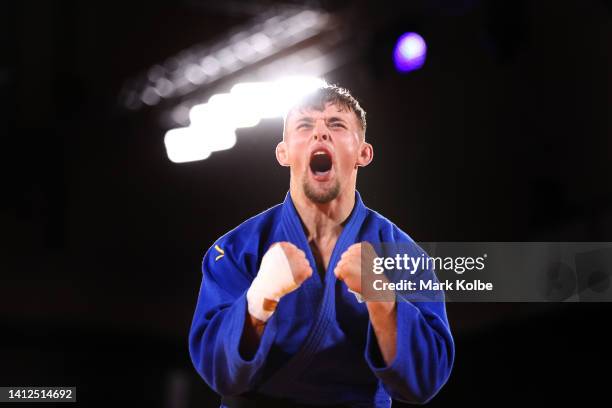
[314,151,326,156]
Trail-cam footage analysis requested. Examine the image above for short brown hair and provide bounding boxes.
[283,83,367,137]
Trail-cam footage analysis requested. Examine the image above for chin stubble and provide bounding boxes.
[302,176,341,204]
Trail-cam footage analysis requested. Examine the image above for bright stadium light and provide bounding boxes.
[164,126,237,164]
[230,82,279,119]
[190,94,261,129]
[230,76,326,120]
[165,76,326,163]
[274,76,327,115]
[164,127,212,164]
[119,8,333,110]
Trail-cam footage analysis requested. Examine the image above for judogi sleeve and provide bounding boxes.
[364,239,455,404]
[188,238,278,396]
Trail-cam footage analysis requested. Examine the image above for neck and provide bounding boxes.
[289,183,356,243]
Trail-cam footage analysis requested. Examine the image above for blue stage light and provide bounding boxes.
[393,32,427,73]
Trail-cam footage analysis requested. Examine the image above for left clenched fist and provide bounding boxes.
[334,242,378,295]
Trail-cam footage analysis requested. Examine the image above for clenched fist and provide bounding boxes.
[334,242,368,295]
[275,242,313,290]
[247,242,313,322]
[335,242,390,302]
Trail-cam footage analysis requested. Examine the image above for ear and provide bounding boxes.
[356,142,373,168]
[276,141,290,167]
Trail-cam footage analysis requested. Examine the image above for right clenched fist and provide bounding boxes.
[275,242,313,289]
[246,242,313,322]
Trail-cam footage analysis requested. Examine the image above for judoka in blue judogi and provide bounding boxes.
[189,84,454,407]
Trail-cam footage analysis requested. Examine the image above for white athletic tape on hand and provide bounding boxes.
[247,244,297,322]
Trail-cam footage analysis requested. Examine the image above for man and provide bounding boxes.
[189,84,454,407]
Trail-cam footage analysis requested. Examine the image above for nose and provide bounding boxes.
[312,120,330,142]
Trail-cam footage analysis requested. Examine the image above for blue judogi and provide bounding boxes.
[189,191,454,407]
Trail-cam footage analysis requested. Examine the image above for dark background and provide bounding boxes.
[1,0,611,406]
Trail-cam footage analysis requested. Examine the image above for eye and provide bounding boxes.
[330,122,346,129]
[297,123,311,130]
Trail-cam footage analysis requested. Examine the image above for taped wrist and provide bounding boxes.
[247,244,297,322]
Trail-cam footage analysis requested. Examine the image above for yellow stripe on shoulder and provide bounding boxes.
[214,244,225,261]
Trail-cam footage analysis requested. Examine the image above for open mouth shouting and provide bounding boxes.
[309,148,334,181]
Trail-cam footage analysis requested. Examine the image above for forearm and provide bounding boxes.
[240,241,310,358]
[366,301,398,365]
[239,300,277,358]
